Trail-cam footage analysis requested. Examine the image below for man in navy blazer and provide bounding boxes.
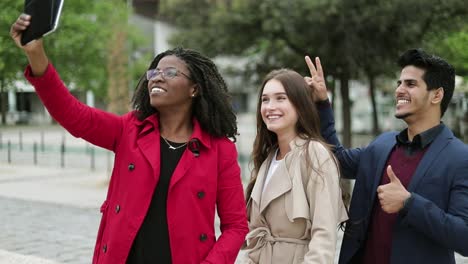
[304,49,468,264]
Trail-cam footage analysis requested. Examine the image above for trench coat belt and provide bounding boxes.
[245,227,308,263]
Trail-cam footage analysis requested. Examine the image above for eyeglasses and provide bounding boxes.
[146,67,192,81]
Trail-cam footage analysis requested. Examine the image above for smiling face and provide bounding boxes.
[260,79,298,139]
[147,55,196,112]
[395,65,439,123]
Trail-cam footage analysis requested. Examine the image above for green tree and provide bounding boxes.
[162,0,467,146]
[426,26,468,77]
[0,0,25,124]
[0,0,149,124]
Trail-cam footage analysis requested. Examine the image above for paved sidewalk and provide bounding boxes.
[0,249,60,264]
[1,123,467,263]
[0,164,108,209]
[2,161,466,264]
[0,163,106,264]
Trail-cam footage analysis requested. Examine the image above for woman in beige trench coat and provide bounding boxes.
[242,65,348,264]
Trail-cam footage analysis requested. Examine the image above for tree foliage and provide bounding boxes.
[0,0,28,124]
[162,0,468,146]
[0,0,150,123]
[41,0,149,100]
[426,24,468,77]
[0,0,27,81]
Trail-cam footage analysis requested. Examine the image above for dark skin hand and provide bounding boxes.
[10,13,49,76]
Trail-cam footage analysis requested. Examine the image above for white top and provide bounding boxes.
[262,150,281,193]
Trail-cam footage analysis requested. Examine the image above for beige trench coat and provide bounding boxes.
[243,138,348,264]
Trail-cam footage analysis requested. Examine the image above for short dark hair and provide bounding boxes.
[397,48,455,117]
[132,47,238,140]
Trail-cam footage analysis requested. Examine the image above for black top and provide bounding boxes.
[127,137,186,264]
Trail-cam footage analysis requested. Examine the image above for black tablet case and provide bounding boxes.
[21,0,62,45]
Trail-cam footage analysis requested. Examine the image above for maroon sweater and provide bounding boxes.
[362,124,443,264]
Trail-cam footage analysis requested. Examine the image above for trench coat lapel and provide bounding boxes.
[259,156,292,214]
[252,138,306,215]
[249,153,272,214]
[169,118,210,190]
[136,115,161,180]
[169,149,195,190]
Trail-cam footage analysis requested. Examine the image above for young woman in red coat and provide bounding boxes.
[11,14,248,264]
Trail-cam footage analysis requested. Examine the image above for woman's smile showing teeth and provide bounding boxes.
[267,114,281,120]
[151,87,166,94]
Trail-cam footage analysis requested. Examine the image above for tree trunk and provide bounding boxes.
[106,29,130,115]
[368,74,380,136]
[0,78,6,125]
[329,77,336,110]
[336,74,353,206]
[340,74,351,148]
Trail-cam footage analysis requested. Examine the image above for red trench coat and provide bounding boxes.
[26,64,249,264]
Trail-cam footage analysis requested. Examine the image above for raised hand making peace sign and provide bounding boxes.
[304,56,328,102]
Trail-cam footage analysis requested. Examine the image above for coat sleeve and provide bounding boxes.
[303,143,347,264]
[400,159,468,256]
[202,139,249,263]
[25,64,123,151]
[318,102,362,179]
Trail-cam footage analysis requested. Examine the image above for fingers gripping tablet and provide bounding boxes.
[21,0,64,46]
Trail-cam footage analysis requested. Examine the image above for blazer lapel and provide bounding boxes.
[407,126,452,191]
[369,135,396,204]
[259,157,292,214]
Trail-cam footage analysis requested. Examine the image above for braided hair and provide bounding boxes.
[132,47,238,140]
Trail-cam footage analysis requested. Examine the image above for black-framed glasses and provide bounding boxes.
[146,67,191,81]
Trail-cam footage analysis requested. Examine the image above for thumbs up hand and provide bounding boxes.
[376,165,411,214]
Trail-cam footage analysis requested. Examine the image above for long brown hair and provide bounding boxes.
[246,69,332,199]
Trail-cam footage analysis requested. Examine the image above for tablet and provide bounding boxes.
[21,0,64,46]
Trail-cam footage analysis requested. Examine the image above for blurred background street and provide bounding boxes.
[0,125,108,264]
[1,0,468,263]
[1,124,467,263]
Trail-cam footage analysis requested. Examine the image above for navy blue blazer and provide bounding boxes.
[319,105,468,264]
